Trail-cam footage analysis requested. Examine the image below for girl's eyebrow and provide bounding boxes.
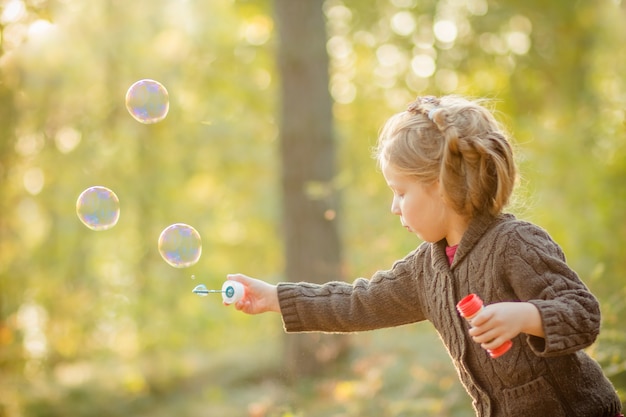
[386,177,406,188]
[387,183,405,194]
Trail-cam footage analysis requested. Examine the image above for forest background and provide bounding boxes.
[0,0,625,416]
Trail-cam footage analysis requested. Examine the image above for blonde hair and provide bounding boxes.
[376,95,517,218]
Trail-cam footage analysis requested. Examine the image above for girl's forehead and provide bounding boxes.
[382,162,409,183]
[380,159,397,176]
[382,160,438,190]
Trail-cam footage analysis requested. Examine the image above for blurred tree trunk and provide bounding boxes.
[0,41,19,371]
[274,0,349,379]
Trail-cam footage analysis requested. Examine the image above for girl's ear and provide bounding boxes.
[436,180,454,210]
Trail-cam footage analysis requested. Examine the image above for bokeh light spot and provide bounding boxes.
[411,54,436,78]
[390,11,416,37]
[434,20,458,44]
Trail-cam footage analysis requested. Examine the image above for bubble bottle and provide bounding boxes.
[456,294,513,358]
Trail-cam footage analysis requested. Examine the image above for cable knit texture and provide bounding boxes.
[277,213,622,417]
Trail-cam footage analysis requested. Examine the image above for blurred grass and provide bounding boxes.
[14,324,474,417]
[11,314,624,416]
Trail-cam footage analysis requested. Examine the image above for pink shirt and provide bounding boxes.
[446,244,458,265]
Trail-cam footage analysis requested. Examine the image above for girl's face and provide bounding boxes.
[382,161,452,244]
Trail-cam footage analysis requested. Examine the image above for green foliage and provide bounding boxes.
[0,0,625,415]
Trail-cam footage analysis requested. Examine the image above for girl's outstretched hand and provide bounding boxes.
[226,273,280,315]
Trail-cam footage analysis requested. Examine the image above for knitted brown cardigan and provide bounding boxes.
[277,213,622,417]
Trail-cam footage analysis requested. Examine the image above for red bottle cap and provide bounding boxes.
[488,340,513,358]
[457,294,483,318]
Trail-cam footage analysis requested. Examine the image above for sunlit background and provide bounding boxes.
[1,0,625,416]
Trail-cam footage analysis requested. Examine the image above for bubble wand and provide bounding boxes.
[192,281,245,304]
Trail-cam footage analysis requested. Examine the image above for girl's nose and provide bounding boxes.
[390,197,401,215]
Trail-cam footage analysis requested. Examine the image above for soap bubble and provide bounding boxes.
[125,79,169,124]
[76,186,120,231]
[158,223,202,268]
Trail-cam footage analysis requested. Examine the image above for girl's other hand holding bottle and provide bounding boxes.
[468,301,544,352]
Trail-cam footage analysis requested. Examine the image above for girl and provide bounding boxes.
[226,95,623,416]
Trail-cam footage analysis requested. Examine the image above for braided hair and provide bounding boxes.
[375,95,517,218]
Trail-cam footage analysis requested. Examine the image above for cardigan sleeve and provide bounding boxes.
[500,222,601,357]
[277,249,427,333]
